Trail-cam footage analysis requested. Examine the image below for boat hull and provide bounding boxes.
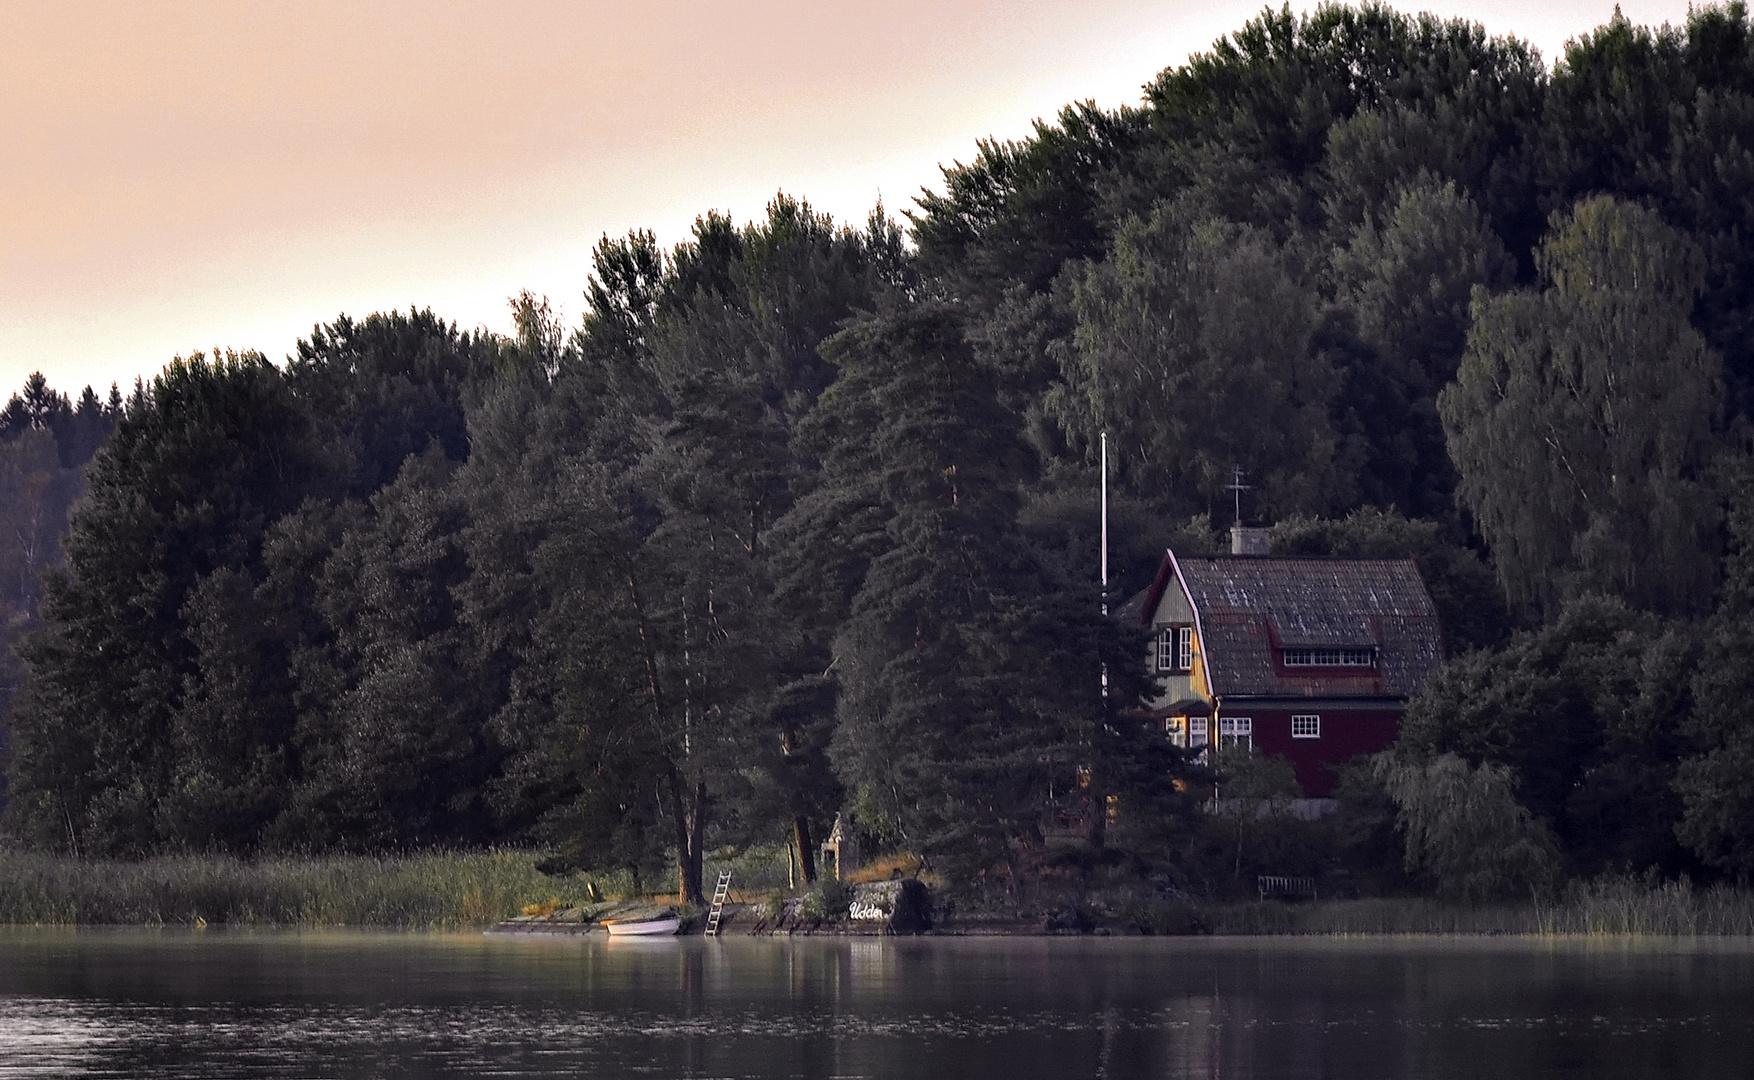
[603,917,681,937]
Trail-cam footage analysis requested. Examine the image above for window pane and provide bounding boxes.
[1283,648,1375,668]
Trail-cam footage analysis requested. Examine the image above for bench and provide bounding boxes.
[1257,875,1318,902]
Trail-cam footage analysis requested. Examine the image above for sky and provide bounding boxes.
[0,0,1708,396]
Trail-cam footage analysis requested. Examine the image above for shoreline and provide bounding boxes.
[486,897,1754,939]
[5,850,1754,937]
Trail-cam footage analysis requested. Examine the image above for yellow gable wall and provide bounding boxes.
[1144,573,1211,710]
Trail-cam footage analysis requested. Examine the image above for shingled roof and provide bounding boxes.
[1134,553,1442,699]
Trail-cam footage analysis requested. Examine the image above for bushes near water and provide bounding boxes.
[0,850,620,929]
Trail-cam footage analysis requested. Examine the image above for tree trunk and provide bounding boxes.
[793,815,817,885]
[687,779,707,905]
[667,770,708,906]
[1086,780,1107,851]
[626,568,707,907]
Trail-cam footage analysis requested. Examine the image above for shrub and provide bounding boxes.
[1377,752,1560,902]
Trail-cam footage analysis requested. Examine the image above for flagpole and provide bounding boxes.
[1100,431,1109,699]
[1100,431,1109,612]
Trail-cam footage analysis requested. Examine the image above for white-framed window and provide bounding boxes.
[1157,626,1195,673]
[1291,714,1321,739]
[1165,715,1186,747]
[1219,716,1252,750]
[1188,716,1209,748]
[1282,647,1376,668]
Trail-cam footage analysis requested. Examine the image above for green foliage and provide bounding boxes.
[800,877,851,921]
[821,305,1058,879]
[287,309,497,496]
[1331,179,1517,517]
[912,102,1146,308]
[1324,756,1412,895]
[1207,748,1303,883]
[1057,201,1343,518]
[5,318,520,858]
[1135,4,1542,236]
[1540,4,1754,418]
[0,376,122,818]
[1400,595,1701,876]
[1442,197,1726,619]
[9,352,327,855]
[1377,752,1560,902]
[1677,455,1754,874]
[16,3,1754,908]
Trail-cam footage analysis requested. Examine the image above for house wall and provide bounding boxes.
[1222,705,1402,797]
[1145,579,1205,708]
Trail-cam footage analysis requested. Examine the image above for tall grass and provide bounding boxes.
[0,850,624,929]
[8,852,1750,935]
[1172,878,1754,936]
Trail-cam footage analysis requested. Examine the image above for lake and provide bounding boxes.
[0,929,1750,1078]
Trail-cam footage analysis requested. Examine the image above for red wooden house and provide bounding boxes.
[1116,528,1443,797]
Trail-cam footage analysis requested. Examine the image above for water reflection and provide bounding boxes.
[0,930,1750,1079]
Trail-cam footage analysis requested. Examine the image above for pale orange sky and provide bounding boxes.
[0,1,1703,395]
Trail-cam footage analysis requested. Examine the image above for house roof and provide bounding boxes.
[1129,552,1442,699]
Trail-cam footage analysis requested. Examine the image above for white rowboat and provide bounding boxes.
[602,916,681,937]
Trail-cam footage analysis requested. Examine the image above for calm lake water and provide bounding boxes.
[0,929,1751,1079]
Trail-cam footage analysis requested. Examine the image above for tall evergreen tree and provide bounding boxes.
[819,305,1152,889]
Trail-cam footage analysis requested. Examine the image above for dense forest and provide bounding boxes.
[6,3,1754,904]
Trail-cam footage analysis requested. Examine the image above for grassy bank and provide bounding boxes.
[1118,878,1754,936]
[0,850,623,929]
[6,849,1752,935]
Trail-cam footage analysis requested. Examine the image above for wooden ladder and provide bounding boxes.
[704,871,732,936]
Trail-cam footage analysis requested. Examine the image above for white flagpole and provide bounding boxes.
[1100,431,1109,699]
[1100,431,1109,611]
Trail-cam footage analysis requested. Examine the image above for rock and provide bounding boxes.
[1043,907,1096,934]
[848,879,933,934]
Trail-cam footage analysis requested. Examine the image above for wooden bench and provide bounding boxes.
[1257,875,1318,902]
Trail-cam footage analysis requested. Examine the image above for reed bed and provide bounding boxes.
[1182,878,1754,936]
[6,850,1752,935]
[0,850,625,929]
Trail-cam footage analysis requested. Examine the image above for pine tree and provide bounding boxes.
[821,305,1152,891]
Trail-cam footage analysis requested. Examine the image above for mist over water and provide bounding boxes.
[0,929,1749,1079]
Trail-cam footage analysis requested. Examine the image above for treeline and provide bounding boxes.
[0,377,124,767]
[6,3,1754,902]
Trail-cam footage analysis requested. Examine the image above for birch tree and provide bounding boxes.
[1440,196,1725,619]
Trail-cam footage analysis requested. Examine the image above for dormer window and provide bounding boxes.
[1157,626,1194,673]
[1281,647,1375,668]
